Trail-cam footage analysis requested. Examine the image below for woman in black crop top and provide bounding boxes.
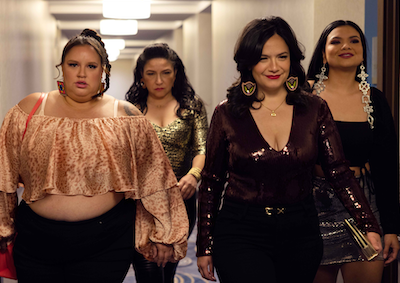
[196,17,382,283]
[308,20,400,283]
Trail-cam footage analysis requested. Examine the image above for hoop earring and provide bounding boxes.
[286,76,298,91]
[241,81,256,96]
[314,63,328,96]
[357,63,374,129]
[57,81,66,96]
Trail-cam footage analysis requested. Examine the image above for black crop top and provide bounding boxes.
[335,121,372,167]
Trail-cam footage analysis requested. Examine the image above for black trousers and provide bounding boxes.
[132,193,196,283]
[13,199,136,283]
[213,195,323,283]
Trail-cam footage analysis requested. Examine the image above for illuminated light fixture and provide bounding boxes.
[103,0,151,19]
[103,39,125,62]
[103,39,126,51]
[100,20,138,35]
[107,48,120,62]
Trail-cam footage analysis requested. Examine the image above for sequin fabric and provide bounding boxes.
[196,94,381,257]
[313,175,383,264]
[151,104,208,178]
[0,104,188,261]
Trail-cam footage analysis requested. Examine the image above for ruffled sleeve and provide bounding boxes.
[317,100,381,235]
[0,106,25,238]
[127,117,188,261]
[196,102,229,257]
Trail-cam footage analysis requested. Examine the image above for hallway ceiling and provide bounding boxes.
[44,0,212,59]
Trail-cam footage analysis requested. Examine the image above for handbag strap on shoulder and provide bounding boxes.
[22,92,46,141]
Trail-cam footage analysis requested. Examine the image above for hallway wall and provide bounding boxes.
[0,0,57,121]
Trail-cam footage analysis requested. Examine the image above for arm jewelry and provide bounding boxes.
[188,167,202,182]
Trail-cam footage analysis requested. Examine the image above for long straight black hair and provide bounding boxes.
[307,20,368,82]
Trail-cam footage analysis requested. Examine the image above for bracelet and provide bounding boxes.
[188,167,202,182]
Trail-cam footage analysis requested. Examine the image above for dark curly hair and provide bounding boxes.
[227,16,307,117]
[56,29,111,98]
[125,43,203,117]
[307,20,367,83]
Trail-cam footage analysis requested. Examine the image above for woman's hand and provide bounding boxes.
[177,174,197,200]
[383,234,400,265]
[197,255,216,281]
[366,232,382,254]
[151,243,174,267]
[0,235,13,253]
[0,238,8,253]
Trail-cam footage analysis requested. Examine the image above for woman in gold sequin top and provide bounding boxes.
[126,43,208,283]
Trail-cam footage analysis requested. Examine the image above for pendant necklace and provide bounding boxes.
[260,98,286,117]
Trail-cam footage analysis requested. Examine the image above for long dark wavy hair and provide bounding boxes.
[56,29,111,98]
[307,20,367,83]
[227,16,307,117]
[126,43,202,117]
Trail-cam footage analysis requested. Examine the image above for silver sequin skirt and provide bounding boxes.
[312,173,383,265]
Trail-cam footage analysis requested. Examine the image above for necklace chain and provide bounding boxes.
[260,98,286,117]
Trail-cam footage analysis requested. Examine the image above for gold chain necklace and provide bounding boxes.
[260,98,286,117]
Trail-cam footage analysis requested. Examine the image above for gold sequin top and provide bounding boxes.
[151,103,208,178]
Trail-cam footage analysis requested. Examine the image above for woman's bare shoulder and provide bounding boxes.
[118,100,143,117]
[18,91,54,114]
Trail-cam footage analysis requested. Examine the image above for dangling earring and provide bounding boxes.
[98,81,105,96]
[241,81,256,96]
[57,80,66,96]
[286,76,298,91]
[314,63,328,96]
[357,63,374,129]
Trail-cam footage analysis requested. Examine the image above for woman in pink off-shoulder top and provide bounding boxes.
[0,29,188,283]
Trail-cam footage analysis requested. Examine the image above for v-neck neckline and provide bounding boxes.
[151,117,180,129]
[247,106,295,153]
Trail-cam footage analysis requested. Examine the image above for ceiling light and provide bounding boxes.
[103,0,151,19]
[100,20,138,35]
[103,39,126,51]
[107,49,120,62]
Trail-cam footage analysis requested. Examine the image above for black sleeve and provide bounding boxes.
[369,88,400,234]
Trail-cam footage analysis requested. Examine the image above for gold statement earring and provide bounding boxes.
[286,76,298,91]
[241,81,256,96]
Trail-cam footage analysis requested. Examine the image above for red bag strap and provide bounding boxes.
[22,92,46,141]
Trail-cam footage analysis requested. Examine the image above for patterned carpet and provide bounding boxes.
[123,225,219,283]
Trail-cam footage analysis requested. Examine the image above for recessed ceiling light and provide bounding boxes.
[103,0,151,19]
[100,20,138,36]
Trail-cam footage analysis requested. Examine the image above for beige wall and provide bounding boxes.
[182,12,212,119]
[314,0,365,44]
[0,0,57,121]
[107,59,135,101]
[155,28,184,58]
